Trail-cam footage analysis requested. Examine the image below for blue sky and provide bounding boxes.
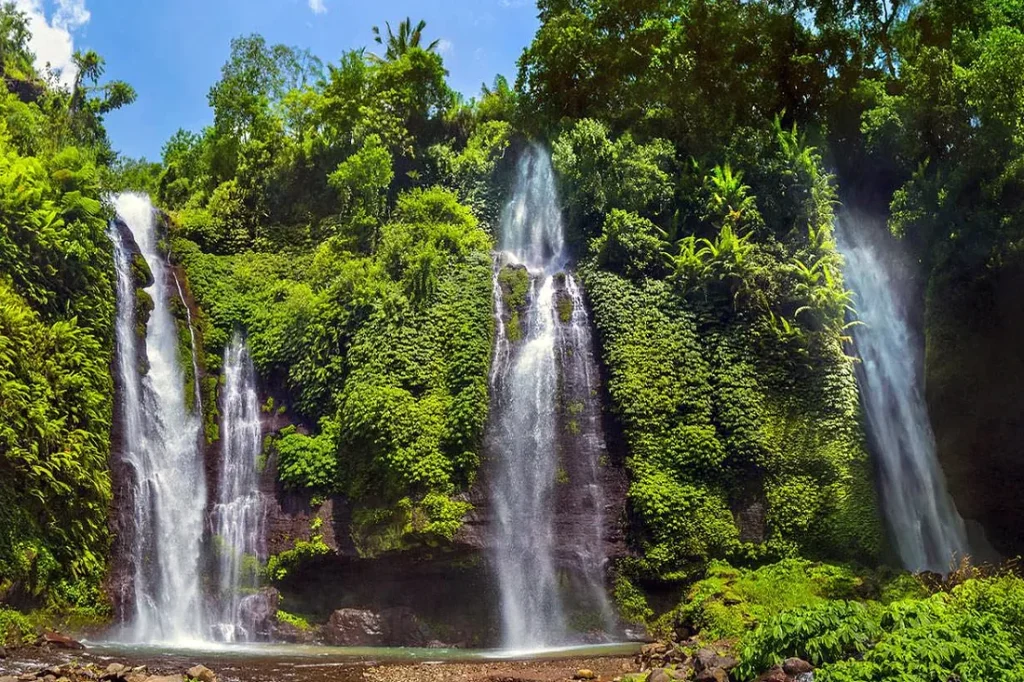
[18,0,540,160]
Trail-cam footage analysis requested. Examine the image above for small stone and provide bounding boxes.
[125,674,149,682]
[185,666,215,682]
[0,647,7,659]
[795,674,814,682]
[783,659,814,676]
[694,668,729,682]
[575,670,598,680]
[102,664,128,681]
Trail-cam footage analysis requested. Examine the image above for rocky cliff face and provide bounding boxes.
[926,252,1024,557]
[107,219,150,623]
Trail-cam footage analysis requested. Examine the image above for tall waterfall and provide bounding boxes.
[838,217,969,572]
[489,145,613,650]
[110,193,208,643]
[210,334,266,642]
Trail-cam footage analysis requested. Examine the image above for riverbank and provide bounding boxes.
[0,647,637,682]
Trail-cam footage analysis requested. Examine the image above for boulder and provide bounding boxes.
[694,668,727,682]
[694,650,716,673]
[754,666,787,682]
[783,659,814,676]
[647,663,671,679]
[323,606,432,647]
[380,607,429,647]
[238,588,280,639]
[694,669,729,682]
[185,666,215,682]
[324,609,385,646]
[38,632,84,650]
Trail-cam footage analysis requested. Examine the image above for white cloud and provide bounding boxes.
[436,39,453,55]
[308,0,326,15]
[54,0,90,30]
[12,0,90,87]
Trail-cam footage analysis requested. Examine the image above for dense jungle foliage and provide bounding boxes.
[2,0,1024,676]
[157,29,512,554]
[0,2,134,614]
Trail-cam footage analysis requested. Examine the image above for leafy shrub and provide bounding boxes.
[675,560,863,642]
[0,607,35,646]
[276,425,339,492]
[265,535,332,582]
[590,210,667,280]
[736,600,881,677]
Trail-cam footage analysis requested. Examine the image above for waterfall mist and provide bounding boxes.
[488,145,615,650]
[110,193,208,643]
[210,333,266,642]
[837,215,969,572]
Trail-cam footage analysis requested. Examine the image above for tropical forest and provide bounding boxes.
[1,0,1024,680]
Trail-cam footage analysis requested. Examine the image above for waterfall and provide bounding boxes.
[110,193,208,643]
[489,145,613,650]
[838,216,969,572]
[210,334,266,642]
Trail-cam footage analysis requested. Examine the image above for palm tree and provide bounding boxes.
[370,18,440,63]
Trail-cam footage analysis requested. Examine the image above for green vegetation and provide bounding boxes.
[0,0,1021,676]
[735,571,1024,681]
[0,2,134,613]
[275,610,312,631]
[0,607,34,647]
[160,26,508,556]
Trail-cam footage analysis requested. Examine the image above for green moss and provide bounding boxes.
[276,610,313,631]
[557,294,574,323]
[498,264,530,310]
[507,310,523,342]
[556,467,570,484]
[130,252,153,288]
[134,288,153,338]
[350,494,473,558]
[614,573,654,625]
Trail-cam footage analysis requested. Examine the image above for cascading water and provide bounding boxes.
[837,216,969,572]
[489,145,613,650]
[110,193,208,643]
[210,334,266,642]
